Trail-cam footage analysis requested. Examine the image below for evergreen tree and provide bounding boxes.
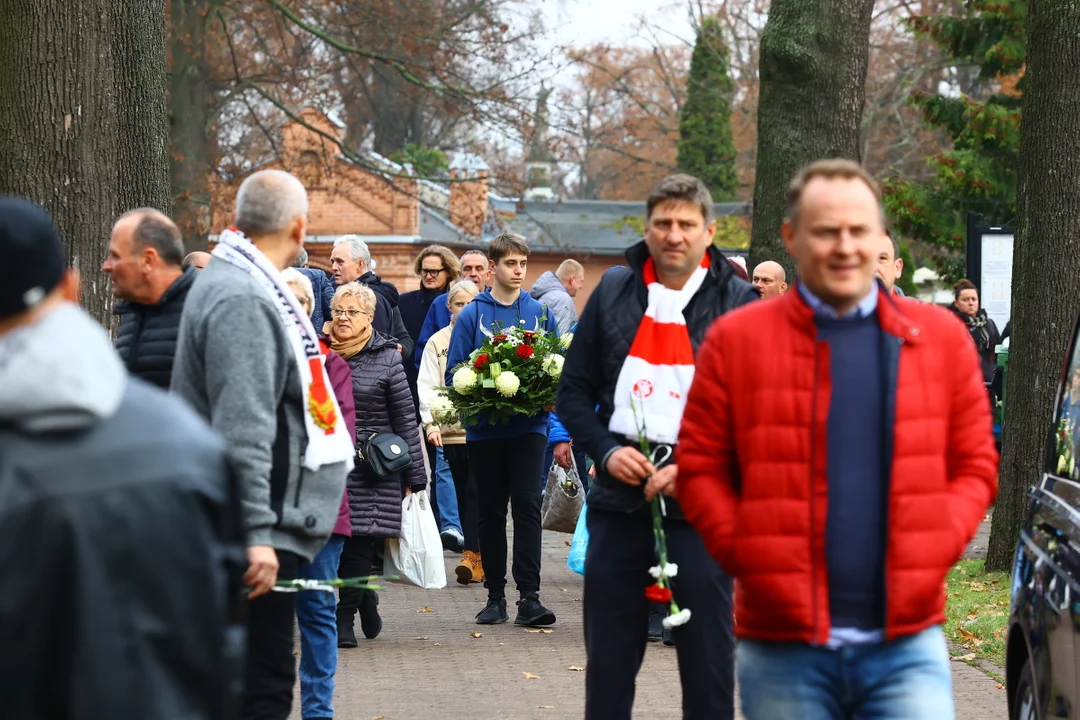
[677,17,738,202]
[883,0,1026,280]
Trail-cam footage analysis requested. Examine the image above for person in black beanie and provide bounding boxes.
[0,196,247,720]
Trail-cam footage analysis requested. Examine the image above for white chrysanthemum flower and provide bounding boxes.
[560,333,574,349]
[431,395,455,422]
[452,367,479,393]
[663,563,678,578]
[648,565,662,579]
[494,371,520,397]
[542,354,564,378]
[662,608,691,629]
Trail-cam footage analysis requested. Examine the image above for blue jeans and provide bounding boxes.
[296,535,345,720]
[434,446,462,534]
[737,625,953,720]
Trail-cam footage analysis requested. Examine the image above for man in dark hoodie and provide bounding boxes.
[329,234,414,359]
[445,232,560,627]
[529,258,584,335]
[103,208,196,389]
[0,196,246,720]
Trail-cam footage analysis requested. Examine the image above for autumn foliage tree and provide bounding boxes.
[883,0,1026,280]
[557,41,687,201]
[677,16,738,202]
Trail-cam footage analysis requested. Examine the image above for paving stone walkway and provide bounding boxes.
[295,529,1008,719]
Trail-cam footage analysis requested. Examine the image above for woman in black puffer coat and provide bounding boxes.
[328,282,426,647]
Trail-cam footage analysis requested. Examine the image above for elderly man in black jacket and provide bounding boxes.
[103,208,196,388]
[557,174,758,720]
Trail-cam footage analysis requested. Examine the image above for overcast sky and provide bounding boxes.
[536,0,697,81]
[541,0,694,47]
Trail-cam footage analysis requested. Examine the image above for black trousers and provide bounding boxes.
[583,508,735,720]
[444,443,479,553]
[336,535,376,618]
[466,434,547,600]
[242,549,300,720]
[424,440,440,525]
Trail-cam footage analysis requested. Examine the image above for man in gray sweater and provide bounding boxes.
[173,169,352,720]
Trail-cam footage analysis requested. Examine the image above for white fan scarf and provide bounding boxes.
[212,229,354,470]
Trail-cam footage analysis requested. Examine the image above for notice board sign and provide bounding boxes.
[965,212,1014,332]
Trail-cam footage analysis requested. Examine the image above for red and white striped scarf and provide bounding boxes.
[608,254,710,444]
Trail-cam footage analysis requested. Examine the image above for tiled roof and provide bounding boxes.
[491,200,752,256]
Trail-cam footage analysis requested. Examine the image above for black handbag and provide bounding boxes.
[358,432,412,479]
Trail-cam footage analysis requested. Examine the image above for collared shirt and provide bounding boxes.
[798,283,878,320]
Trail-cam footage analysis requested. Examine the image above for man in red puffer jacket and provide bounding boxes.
[677,159,998,720]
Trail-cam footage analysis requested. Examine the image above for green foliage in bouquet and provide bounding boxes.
[437,318,571,427]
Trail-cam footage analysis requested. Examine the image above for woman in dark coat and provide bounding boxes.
[949,278,1002,383]
[328,281,427,646]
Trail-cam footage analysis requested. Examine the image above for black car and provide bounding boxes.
[1007,325,1080,720]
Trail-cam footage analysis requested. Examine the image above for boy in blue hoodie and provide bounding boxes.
[445,233,559,626]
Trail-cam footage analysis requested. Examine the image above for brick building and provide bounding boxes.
[211,107,750,312]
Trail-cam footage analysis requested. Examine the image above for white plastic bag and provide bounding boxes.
[384,489,447,589]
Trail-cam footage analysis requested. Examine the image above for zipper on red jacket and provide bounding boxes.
[810,341,821,645]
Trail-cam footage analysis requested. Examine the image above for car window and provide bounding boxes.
[1050,331,1080,480]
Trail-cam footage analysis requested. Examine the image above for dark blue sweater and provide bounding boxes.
[816,313,888,632]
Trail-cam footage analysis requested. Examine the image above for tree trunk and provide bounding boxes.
[985,0,1080,572]
[169,0,214,251]
[0,0,170,328]
[748,0,875,278]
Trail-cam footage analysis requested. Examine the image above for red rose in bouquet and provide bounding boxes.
[516,345,534,359]
[473,353,490,369]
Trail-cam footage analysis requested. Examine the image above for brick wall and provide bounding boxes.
[212,109,419,238]
[448,168,489,237]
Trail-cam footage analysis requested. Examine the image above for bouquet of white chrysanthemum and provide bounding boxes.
[440,318,567,427]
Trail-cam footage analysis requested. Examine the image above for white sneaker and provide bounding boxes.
[440,528,465,553]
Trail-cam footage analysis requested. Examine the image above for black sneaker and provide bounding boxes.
[647,609,664,642]
[514,596,556,626]
[662,628,676,647]
[476,597,509,625]
[440,528,465,554]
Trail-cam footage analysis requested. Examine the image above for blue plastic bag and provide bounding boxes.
[567,501,588,576]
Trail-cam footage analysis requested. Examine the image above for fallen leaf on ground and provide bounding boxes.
[433,643,442,647]
[471,632,483,638]
[568,666,585,672]
[416,606,433,613]
[561,588,568,592]
[537,706,555,709]
[952,653,977,661]
[997,684,1005,690]
[564,540,571,546]
[523,672,542,680]
[525,628,554,633]
[958,628,984,646]
[413,637,429,641]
